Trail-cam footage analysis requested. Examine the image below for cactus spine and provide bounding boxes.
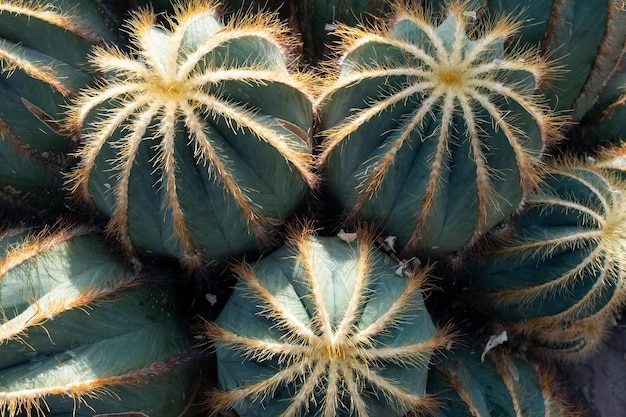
[68,0,317,269]
[318,1,562,258]
[204,228,451,417]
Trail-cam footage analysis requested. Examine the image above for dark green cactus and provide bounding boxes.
[68,0,317,269]
[465,0,626,122]
[204,227,451,417]
[296,0,391,62]
[0,226,197,416]
[574,56,626,149]
[470,156,626,359]
[318,1,562,259]
[0,0,113,204]
[426,346,581,417]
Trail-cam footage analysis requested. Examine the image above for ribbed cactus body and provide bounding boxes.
[575,56,626,149]
[69,1,317,269]
[465,0,626,121]
[0,227,197,416]
[296,0,391,62]
[472,158,626,358]
[318,1,558,258]
[205,229,449,417]
[0,0,112,202]
[426,347,579,417]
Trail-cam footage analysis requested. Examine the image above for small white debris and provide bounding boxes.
[463,11,477,19]
[481,330,508,362]
[337,229,358,243]
[378,235,397,252]
[325,23,338,31]
[431,246,440,250]
[206,293,218,306]
[103,183,111,189]
[395,257,416,277]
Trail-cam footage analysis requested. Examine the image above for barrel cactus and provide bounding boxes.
[0,0,112,205]
[0,226,197,416]
[68,0,317,269]
[426,346,580,417]
[204,228,451,417]
[470,156,626,359]
[318,0,562,259]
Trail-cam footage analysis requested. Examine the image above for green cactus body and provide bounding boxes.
[471,158,626,358]
[318,1,560,259]
[0,0,112,202]
[535,0,626,120]
[575,56,626,149]
[204,229,449,417]
[467,0,626,121]
[427,347,580,417]
[69,1,317,269]
[0,227,197,416]
[518,315,614,360]
[296,0,391,62]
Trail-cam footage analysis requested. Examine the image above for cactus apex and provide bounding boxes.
[67,0,318,265]
[317,0,566,256]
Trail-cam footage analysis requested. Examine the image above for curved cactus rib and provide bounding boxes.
[0,42,71,97]
[0,1,103,44]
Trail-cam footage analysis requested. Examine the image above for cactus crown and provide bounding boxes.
[205,227,451,417]
[318,0,563,251]
[67,0,317,263]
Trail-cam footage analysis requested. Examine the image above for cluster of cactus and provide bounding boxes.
[2,0,626,416]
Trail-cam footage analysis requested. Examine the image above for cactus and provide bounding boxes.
[574,55,626,150]
[204,227,451,417]
[296,0,391,62]
[0,225,197,416]
[426,346,580,417]
[0,0,113,204]
[1,0,625,416]
[470,156,626,359]
[459,0,626,122]
[68,0,317,269]
[318,0,562,259]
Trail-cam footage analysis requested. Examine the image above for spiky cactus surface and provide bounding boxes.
[0,226,197,417]
[318,1,561,258]
[0,0,112,203]
[68,1,317,269]
[470,156,626,358]
[426,347,580,417]
[204,228,451,417]
[2,0,626,416]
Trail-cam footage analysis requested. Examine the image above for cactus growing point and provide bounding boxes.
[204,227,451,417]
[68,0,317,269]
[318,0,563,258]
